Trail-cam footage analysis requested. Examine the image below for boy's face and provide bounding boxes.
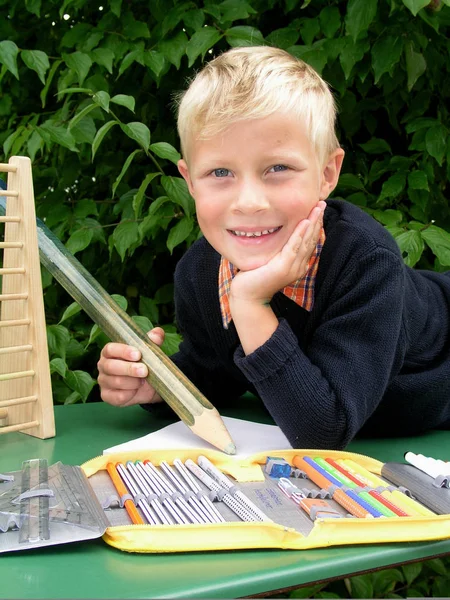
[178,114,343,271]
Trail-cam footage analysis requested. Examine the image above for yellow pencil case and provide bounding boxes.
[1,448,450,554]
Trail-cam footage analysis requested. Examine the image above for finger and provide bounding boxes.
[100,387,141,407]
[148,327,165,346]
[102,342,141,362]
[98,356,148,379]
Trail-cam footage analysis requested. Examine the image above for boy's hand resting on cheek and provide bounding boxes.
[229,201,325,356]
[97,327,165,407]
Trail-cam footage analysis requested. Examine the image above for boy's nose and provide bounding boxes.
[232,181,270,213]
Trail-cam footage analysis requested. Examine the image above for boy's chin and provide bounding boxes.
[232,257,271,272]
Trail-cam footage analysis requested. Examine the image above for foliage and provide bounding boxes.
[0,0,449,404]
[281,555,450,598]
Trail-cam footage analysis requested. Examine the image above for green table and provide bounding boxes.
[1,401,450,599]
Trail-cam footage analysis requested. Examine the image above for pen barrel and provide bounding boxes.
[34,218,214,426]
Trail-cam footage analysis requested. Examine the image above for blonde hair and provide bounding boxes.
[176,46,340,166]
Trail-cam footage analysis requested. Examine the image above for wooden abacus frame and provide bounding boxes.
[0,156,55,438]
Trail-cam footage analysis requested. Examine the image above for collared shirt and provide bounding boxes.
[218,228,326,329]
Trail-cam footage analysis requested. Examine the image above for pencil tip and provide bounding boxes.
[224,442,236,455]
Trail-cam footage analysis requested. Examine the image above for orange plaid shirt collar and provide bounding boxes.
[218,228,326,329]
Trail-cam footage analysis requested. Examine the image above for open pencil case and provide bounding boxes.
[1,447,450,554]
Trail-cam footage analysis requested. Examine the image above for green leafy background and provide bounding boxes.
[1,0,450,593]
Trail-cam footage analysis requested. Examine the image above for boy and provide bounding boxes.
[97,46,450,450]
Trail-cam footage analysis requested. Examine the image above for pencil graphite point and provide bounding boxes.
[224,442,236,456]
[190,407,236,454]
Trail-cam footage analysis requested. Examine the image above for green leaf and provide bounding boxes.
[183,9,205,31]
[71,117,96,144]
[379,172,406,201]
[425,125,446,165]
[27,130,43,161]
[161,176,194,217]
[402,0,430,16]
[56,87,94,96]
[345,0,378,41]
[112,149,142,197]
[373,209,403,226]
[63,51,93,86]
[39,121,79,152]
[144,50,167,79]
[408,170,429,191]
[110,0,122,17]
[150,142,181,164]
[68,102,98,130]
[421,225,450,266]
[359,138,392,154]
[65,369,96,402]
[92,120,118,160]
[336,173,366,190]
[110,94,135,112]
[93,90,110,112]
[121,122,151,152]
[402,562,423,586]
[219,0,257,22]
[372,35,404,84]
[345,574,373,599]
[21,49,49,84]
[404,42,427,91]
[50,358,68,378]
[167,216,194,253]
[161,331,182,356]
[113,220,140,261]
[133,172,160,218]
[91,48,114,74]
[40,59,62,108]
[265,28,299,49]
[25,0,41,17]
[159,31,188,70]
[66,227,94,255]
[132,315,154,335]
[74,199,98,219]
[225,26,264,48]
[46,324,71,359]
[58,301,82,324]
[111,294,128,311]
[0,40,19,79]
[186,27,222,67]
[287,40,328,75]
[319,6,341,38]
[395,229,424,266]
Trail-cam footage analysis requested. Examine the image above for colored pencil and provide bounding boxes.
[106,462,144,525]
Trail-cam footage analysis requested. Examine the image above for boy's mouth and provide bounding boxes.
[228,226,281,238]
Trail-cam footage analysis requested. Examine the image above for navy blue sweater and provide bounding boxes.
[164,199,450,449]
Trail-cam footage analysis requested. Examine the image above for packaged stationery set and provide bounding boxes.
[1,447,449,554]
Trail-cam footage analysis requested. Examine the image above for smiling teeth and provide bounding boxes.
[232,227,279,237]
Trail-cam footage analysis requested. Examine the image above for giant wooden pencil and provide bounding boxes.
[0,195,236,455]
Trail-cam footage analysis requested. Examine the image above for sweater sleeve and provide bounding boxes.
[234,246,407,449]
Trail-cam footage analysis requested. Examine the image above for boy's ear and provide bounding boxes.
[319,148,345,200]
[178,159,194,196]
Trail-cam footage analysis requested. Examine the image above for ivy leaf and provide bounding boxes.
[161,331,182,356]
[50,358,68,378]
[373,209,403,226]
[319,6,341,39]
[421,225,450,266]
[186,27,222,66]
[150,142,181,164]
[345,0,378,41]
[425,125,446,165]
[25,0,41,17]
[132,315,154,335]
[68,103,98,130]
[112,149,142,197]
[167,216,194,253]
[183,9,205,31]
[90,48,114,74]
[58,301,82,324]
[401,0,430,16]
[40,58,62,108]
[110,94,135,112]
[144,50,167,80]
[265,28,299,49]
[0,40,20,79]
[408,170,429,191]
[21,49,49,84]
[336,173,366,190]
[133,172,160,218]
[161,175,194,217]
[93,90,110,112]
[219,0,257,22]
[359,138,392,154]
[92,120,119,160]
[372,35,404,84]
[395,229,424,267]
[404,41,426,91]
[225,26,264,48]
[63,51,93,86]
[159,30,188,70]
[379,172,406,201]
[39,121,79,152]
[65,370,96,402]
[121,122,151,151]
[113,220,140,260]
[339,37,370,79]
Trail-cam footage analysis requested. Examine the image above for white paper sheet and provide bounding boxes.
[103,416,291,457]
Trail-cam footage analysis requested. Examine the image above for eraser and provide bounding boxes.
[265,457,292,478]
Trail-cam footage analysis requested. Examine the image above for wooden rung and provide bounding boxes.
[0,408,6,418]
[0,267,25,275]
[0,344,32,355]
[0,216,21,222]
[0,242,23,248]
[0,163,17,173]
[0,190,19,197]
[0,395,37,408]
[0,293,28,301]
[0,370,35,382]
[0,420,40,434]
[0,318,30,327]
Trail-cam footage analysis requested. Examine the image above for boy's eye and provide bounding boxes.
[212,168,231,178]
[269,164,288,173]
